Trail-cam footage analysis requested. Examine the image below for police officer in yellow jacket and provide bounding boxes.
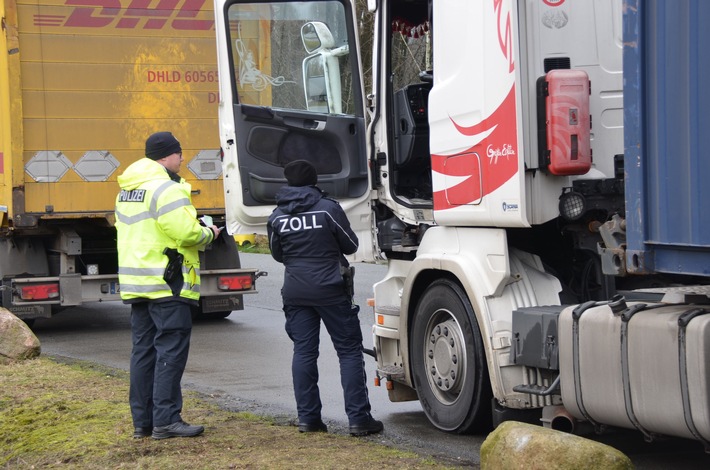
[115,132,219,440]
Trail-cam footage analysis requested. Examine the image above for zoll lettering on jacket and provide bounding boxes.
[275,214,324,233]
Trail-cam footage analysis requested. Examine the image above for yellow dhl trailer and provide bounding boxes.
[0,0,258,325]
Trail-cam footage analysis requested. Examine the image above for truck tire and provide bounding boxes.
[411,278,492,433]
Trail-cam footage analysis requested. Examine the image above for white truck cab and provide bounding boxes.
[214,0,710,447]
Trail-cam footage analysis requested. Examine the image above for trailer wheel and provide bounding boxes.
[203,311,232,320]
[190,306,233,321]
[411,279,492,433]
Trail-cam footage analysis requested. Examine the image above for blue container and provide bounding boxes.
[623,0,710,276]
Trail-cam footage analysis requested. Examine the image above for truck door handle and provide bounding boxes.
[303,119,326,131]
[284,116,326,131]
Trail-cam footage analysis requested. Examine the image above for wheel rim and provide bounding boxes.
[423,309,467,404]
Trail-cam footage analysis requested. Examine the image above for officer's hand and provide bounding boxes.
[210,225,221,239]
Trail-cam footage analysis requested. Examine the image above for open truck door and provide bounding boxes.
[213,0,374,262]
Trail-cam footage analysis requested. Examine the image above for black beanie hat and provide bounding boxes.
[145,132,182,160]
[284,160,317,187]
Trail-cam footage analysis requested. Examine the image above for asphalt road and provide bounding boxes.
[32,253,710,468]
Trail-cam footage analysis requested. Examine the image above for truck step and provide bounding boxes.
[377,365,405,380]
[512,376,560,396]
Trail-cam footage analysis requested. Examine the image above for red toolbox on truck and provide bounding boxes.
[537,69,592,176]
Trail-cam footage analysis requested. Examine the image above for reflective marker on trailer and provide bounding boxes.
[217,275,253,291]
[20,284,59,300]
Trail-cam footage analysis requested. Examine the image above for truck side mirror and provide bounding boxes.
[301,22,348,114]
[301,22,335,54]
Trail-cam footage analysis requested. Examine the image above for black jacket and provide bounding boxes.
[267,185,358,306]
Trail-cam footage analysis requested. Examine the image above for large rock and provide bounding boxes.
[0,307,41,364]
[481,421,634,470]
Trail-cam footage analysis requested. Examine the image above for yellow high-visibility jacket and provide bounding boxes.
[114,158,215,302]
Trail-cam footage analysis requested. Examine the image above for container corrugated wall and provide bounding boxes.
[623,0,710,276]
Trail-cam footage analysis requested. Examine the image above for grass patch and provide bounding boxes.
[1,357,456,469]
[236,234,271,254]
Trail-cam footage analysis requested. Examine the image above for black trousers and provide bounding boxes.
[284,301,372,426]
[129,300,192,428]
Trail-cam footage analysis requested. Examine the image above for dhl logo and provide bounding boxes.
[33,0,214,31]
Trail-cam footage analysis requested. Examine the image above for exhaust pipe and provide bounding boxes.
[542,405,576,434]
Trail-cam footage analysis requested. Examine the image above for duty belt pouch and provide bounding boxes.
[341,264,355,302]
[163,247,184,296]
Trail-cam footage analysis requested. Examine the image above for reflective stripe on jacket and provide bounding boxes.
[115,158,214,302]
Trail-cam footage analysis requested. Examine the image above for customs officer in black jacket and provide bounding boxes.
[267,160,383,436]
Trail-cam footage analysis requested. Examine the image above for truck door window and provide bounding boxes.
[226,1,357,117]
[221,0,368,205]
[390,15,431,91]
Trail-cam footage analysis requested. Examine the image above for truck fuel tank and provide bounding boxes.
[558,296,710,444]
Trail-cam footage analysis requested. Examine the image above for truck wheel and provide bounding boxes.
[411,278,492,433]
